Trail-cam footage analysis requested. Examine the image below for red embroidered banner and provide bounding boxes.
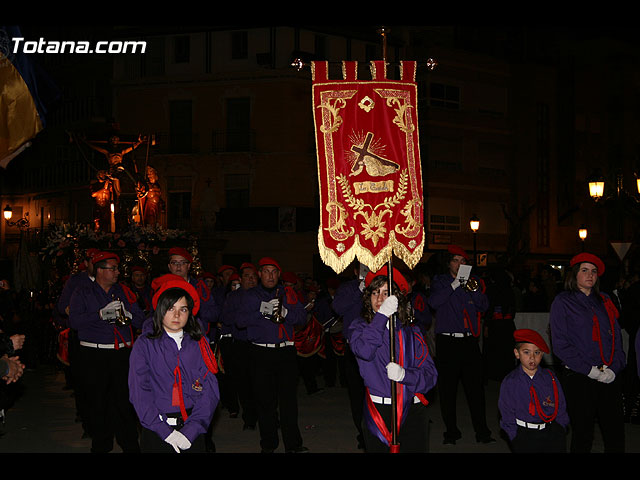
[312,60,424,273]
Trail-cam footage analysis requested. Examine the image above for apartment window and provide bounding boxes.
[231,31,248,60]
[429,197,462,232]
[169,100,192,153]
[225,174,250,208]
[141,37,165,76]
[167,176,192,230]
[226,97,251,151]
[430,82,460,110]
[429,214,461,232]
[428,136,463,172]
[174,35,190,63]
[365,44,377,62]
[315,35,327,60]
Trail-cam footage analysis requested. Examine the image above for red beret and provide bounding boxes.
[281,271,299,284]
[200,272,216,280]
[151,273,185,292]
[258,257,281,272]
[131,266,147,274]
[513,329,549,354]
[151,276,200,316]
[570,252,605,277]
[229,273,240,282]
[92,251,120,265]
[168,247,193,264]
[218,265,237,274]
[365,266,409,294]
[448,245,469,261]
[239,262,257,273]
[85,248,101,259]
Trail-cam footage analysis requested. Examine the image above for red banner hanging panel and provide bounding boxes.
[312,60,424,274]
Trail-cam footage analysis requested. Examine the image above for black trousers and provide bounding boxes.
[361,401,431,453]
[560,368,625,453]
[344,344,366,446]
[231,339,258,427]
[435,334,491,441]
[217,336,239,414]
[249,344,303,451]
[68,329,91,434]
[510,421,566,453]
[77,345,139,453]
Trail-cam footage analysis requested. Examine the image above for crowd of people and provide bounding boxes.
[1,242,640,454]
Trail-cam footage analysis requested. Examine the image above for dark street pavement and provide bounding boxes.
[1,362,640,454]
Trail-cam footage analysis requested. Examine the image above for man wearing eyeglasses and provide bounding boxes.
[69,251,145,453]
[166,247,219,329]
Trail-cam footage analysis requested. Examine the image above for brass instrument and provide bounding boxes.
[271,289,285,324]
[112,294,131,327]
[462,277,479,293]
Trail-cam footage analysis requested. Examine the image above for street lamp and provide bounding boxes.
[578,225,588,251]
[3,205,29,229]
[470,214,479,266]
[588,169,640,203]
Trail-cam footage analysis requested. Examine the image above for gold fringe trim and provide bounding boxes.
[318,229,424,274]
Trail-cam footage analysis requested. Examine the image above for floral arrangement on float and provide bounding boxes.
[39,223,203,278]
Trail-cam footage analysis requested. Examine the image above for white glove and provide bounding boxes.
[121,303,133,319]
[99,300,121,320]
[378,295,398,317]
[386,362,406,382]
[268,298,288,318]
[598,366,616,384]
[164,430,191,453]
[587,366,603,380]
[451,278,461,290]
[359,280,366,292]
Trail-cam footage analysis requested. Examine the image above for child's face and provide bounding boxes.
[514,342,543,376]
[370,283,389,313]
[162,296,190,334]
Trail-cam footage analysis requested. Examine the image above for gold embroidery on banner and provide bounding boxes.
[349,131,400,177]
[337,171,408,247]
[359,96,375,112]
[323,201,354,241]
[317,98,347,134]
[375,89,415,134]
[395,198,422,238]
[353,180,394,194]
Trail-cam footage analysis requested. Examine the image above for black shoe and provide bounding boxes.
[477,436,496,444]
[286,446,309,453]
[443,431,461,445]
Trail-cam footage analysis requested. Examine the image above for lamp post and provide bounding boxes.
[587,168,640,274]
[470,214,479,266]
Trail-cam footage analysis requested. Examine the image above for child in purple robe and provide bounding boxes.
[498,328,569,453]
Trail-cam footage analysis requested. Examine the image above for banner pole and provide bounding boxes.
[387,257,399,452]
